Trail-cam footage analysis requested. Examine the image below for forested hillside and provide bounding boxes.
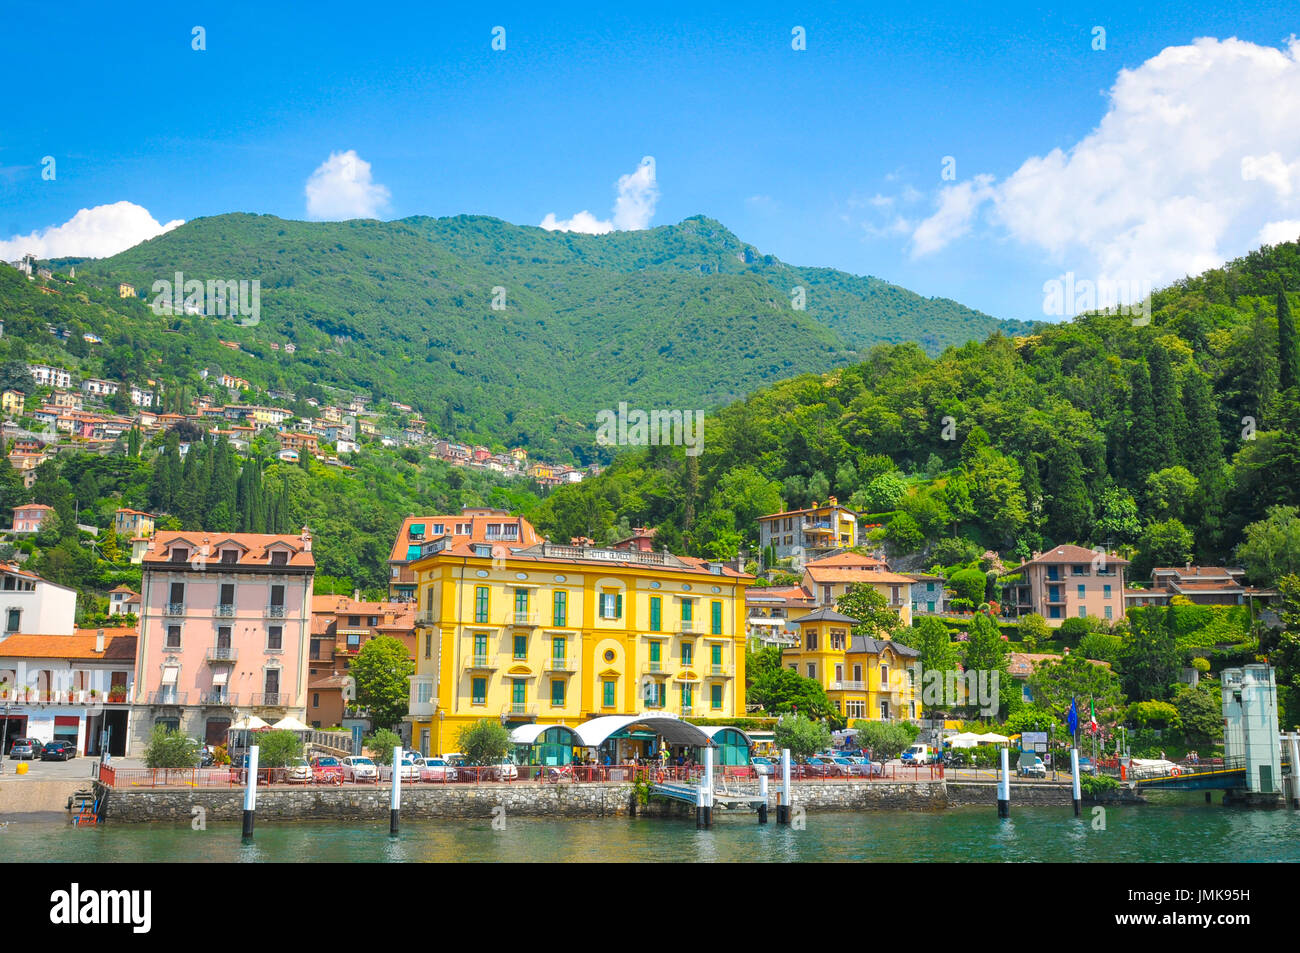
[531,241,1300,588]
[33,213,1023,458]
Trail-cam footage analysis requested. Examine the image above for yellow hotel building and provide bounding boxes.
[405,539,752,757]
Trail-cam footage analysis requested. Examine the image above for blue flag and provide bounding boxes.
[1067,697,1079,737]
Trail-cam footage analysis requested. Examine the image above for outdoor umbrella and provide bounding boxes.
[270,715,312,732]
[975,732,1010,744]
[945,732,982,748]
[230,715,271,731]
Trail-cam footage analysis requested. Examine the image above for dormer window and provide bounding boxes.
[171,547,189,563]
[270,550,288,566]
[221,550,238,564]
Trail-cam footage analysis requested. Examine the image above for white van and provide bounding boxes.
[901,744,930,765]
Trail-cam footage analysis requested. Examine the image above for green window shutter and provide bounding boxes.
[553,636,564,660]
[553,590,566,627]
[473,678,486,704]
[516,589,528,613]
[650,641,661,662]
[551,680,564,706]
[650,597,661,631]
[512,679,526,704]
[603,680,615,707]
[712,643,722,666]
[711,684,722,709]
[682,599,692,622]
[475,586,489,623]
[513,635,526,658]
[711,600,722,635]
[615,593,622,618]
[682,642,692,665]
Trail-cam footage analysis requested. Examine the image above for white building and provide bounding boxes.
[28,364,72,389]
[0,562,79,635]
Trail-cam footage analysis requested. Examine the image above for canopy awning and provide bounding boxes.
[270,715,312,732]
[510,723,580,745]
[230,715,271,731]
[574,714,713,748]
[161,666,179,686]
[211,670,229,687]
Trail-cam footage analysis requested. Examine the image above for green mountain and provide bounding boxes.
[52,213,1025,457]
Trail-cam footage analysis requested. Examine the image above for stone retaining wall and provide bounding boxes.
[97,778,1137,823]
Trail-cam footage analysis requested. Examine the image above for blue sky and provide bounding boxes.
[2,1,1299,321]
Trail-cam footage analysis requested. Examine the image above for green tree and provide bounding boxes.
[1119,607,1182,702]
[1126,360,1163,485]
[253,729,303,767]
[1133,518,1194,581]
[1094,485,1141,546]
[860,471,905,512]
[963,445,1028,543]
[852,720,914,759]
[350,636,414,728]
[885,512,923,555]
[1016,613,1050,653]
[457,718,512,765]
[1236,505,1300,586]
[143,725,201,769]
[1077,632,1123,663]
[1172,686,1221,748]
[1181,370,1224,481]
[912,616,958,673]
[1026,655,1124,721]
[960,611,1014,715]
[749,667,836,722]
[1044,442,1092,543]
[1144,466,1198,523]
[1280,283,1298,392]
[1147,345,1185,467]
[363,728,403,764]
[947,567,988,605]
[837,582,902,640]
[774,713,831,760]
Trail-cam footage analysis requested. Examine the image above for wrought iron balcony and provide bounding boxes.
[148,690,187,705]
[265,604,287,618]
[250,692,284,707]
[544,656,576,673]
[206,646,238,662]
[213,604,236,618]
[164,603,186,616]
[199,691,237,706]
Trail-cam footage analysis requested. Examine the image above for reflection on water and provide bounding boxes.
[6,794,1300,862]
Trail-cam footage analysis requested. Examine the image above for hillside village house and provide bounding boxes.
[307,594,415,728]
[114,508,156,538]
[50,390,82,411]
[801,551,916,626]
[999,544,1129,626]
[132,529,316,747]
[2,389,24,415]
[11,503,55,535]
[404,539,751,758]
[1125,565,1278,609]
[757,498,859,561]
[387,508,542,601]
[0,627,136,757]
[27,364,72,389]
[108,585,142,616]
[0,561,78,636]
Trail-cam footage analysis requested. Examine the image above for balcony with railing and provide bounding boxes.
[642,660,670,675]
[250,692,285,707]
[678,620,697,634]
[501,703,537,719]
[465,654,498,671]
[511,611,539,627]
[831,680,866,691]
[199,691,238,706]
[705,663,734,679]
[164,603,186,616]
[213,604,236,618]
[205,646,238,663]
[264,604,288,619]
[148,690,188,705]
[415,610,438,626]
[544,655,576,673]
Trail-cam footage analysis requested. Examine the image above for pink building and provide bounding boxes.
[11,504,54,534]
[132,529,316,747]
[999,544,1129,627]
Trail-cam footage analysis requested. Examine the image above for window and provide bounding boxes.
[219,583,234,607]
[711,643,722,671]
[806,630,818,651]
[681,641,693,666]
[312,693,320,708]
[680,685,693,710]
[169,582,185,605]
[711,684,723,709]
[551,680,565,707]
[711,600,722,635]
[853,664,862,681]
[603,679,616,707]
[263,669,279,700]
[270,550,288,566]
[1105,605,1113,620]
[4,608,19,633]
[553,590,567,627]
[348,616,360,627]
[475,586,489,623]
[644,681,665,708]
[270,585,285,607]
[473,633,488,661]
[1103,584,1112,598]
[650,641,661,664]
[515,589,529,615]
[513,635,527,659]
[880,664,889,686]
[1078,606,1087,618]
[346,633,360,651]
[368,616,377,627]
[472,678,486,705]
[512,679,526,708]
[552,636,565,661]
[221,550,238,565]
[1077,584,1086,599]
[417,682,432,704]
[171,547,188,563]
[166,625,181,648]
[425,633,432,659]
[806,663,816,679]
[649,596,661,631]
[680,599,693,622]
[600,592,622,619]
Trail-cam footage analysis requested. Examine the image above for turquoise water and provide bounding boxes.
[7,793,1299,862]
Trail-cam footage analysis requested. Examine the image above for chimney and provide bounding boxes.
[95,628,105,653]
[353,589,360,602]
[301,525,312,552]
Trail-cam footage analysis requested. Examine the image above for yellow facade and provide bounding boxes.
[406,546,751,756]
[1,390,24,415]
[783,614,921,724]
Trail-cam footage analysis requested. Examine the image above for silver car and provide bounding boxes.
[341,756,377,782]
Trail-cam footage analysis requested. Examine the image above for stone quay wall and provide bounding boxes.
[97,778,1135,824]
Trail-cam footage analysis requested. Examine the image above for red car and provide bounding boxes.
[310,756,344,785]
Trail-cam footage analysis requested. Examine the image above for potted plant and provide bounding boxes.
[0,681,9,701]
[88,688,99,701]
[25,685,38,703]
[109,683,126,703]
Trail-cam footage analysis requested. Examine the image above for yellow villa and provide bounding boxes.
[405,538,752,757]
[785,608,922,723]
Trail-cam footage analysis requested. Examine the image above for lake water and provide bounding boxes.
[7,792,1299,862]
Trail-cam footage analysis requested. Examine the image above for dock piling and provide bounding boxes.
[241,745,259,840]
[1070,748,1081,817]
[758,774,769,824]
[778,749,792,824]
[390,745,402,836]
[997,747,1010,818]
[1288,734,1300,809]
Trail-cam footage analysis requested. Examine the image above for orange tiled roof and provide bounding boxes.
[1004,544,1130,571]
[142,531,315,569]
[805,552,887,569]
[805,566,917,585]
[0,630,137,661]
[388,511,541,563]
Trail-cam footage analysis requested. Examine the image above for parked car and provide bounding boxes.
[286,758,313,784]
[417,757,458,782]
[751,757,776,776]
[845,756,881,777]
[802,756,845,778]
[378,758,420,782]
[310,756,345,784]
[487,759,518,782]
[9,738,43,760]
[41,740,76,761]
[341,756,377,782]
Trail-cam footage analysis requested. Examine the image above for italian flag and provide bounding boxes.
[1088,698,1099,733]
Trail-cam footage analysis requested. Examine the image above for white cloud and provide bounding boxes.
[0,201,183,261]
[541,156,659,233]
[1258,220,1300,246]
[305,150,391,220]
[909,36,1300,287]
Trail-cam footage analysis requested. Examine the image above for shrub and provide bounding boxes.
[363,728,403,764]
[457,718,512,765]
[775,713,831,760]
[143,726,200,769]
[1080,774,1120,797]
[1190,657,1211,674]
[253,730,303,767]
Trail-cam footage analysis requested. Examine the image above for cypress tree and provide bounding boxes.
[1126,361,1162,485]
[1181,369,1224,480]
[1147,346,1184,467]
[1279,282,1298,392]
[1044,442,1092,543]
